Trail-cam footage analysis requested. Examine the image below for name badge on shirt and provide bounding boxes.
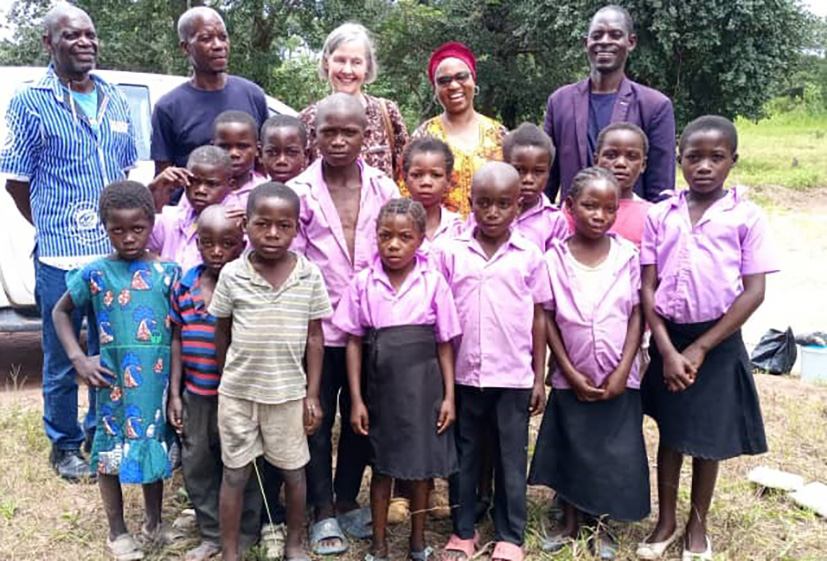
[110,121,128,133]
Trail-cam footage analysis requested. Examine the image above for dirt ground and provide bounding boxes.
[1,188,826,560]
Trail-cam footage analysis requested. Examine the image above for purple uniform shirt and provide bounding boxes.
[148,204,201,272]
[288,159,400,346]
[640,187,779,324]
[420,208,462,258]
[545,235,642,389]
[433,229,552,389]
[514,194,570,252]
[332,254,461,343]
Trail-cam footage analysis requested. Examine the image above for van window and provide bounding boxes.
[117,84,151,160]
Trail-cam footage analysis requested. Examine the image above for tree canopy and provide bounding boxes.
[0,0,817,130]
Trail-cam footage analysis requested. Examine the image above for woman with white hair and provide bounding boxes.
[299,22,409,180]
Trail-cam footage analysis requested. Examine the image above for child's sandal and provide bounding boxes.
[491,541,524,561]
[106,533,144,561]
[410,546,434,561]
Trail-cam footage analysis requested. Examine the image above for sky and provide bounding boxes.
[0,0,824,41]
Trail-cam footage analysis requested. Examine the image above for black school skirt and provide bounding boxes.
[528,389,650,521]
[641,319,767,460]
[364,325,458,480]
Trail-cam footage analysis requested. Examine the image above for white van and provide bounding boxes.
[0,67,296,331]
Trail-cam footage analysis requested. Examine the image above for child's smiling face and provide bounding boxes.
[595,129,647,196]
[405,151,450,209]
[213,122,259,183]
[507,145,552,211]
[261,126,307,183]
[679,129,737,197]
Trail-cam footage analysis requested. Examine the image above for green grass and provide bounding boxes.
[677,110,827,191]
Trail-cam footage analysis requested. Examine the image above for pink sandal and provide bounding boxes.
[440,532,479,560]
[491,541,523,561]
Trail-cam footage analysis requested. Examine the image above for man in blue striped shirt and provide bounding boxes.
[0,5,137,481]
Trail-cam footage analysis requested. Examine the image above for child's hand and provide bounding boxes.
[303,397,322,435]
[662,349,696,392]
[601,372,627,401]
[73,355,114,387]
[436,398,455,434]
[224,208,245,222]
[168,394,183,433]
[681,344,707,375]
[148,167,192,207]
[351,400,369,436]
[530,381,547,416]
[570,374,605,403]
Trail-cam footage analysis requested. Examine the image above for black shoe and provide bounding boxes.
[50,448,96,483]
[83,430,94,455]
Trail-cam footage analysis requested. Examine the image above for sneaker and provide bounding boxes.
[50,448,96,482]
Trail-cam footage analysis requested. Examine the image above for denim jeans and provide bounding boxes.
[35,258,98,450]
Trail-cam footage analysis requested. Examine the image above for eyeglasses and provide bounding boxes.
[435,71,471,87]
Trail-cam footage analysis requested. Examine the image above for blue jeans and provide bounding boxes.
[35,259,98,450]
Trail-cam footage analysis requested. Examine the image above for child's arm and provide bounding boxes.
[641,264,696,392]
[168,324,184,432]
[214,317,232,372]
[530,303,547,416]
[602,304,643,400]
[304,318,324,435]
[682,273,766,373]
[346,334,369,436]
[147,166,192,212]
[545,310,604,402]
[52,293,113,387]
[436,342,456,434]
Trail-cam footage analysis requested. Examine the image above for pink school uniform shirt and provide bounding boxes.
[288,158,400,346]
[640,187,779,324]
[515,194,570,251]
[563,197,653,249]
[178,170,268,213]
[332,254,461,342]
[419,208,462,258]
[148,204,201,272]
[433,229,552,389]
[545,235,642,389]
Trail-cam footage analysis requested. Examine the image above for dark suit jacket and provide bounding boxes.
[544,76,676,203]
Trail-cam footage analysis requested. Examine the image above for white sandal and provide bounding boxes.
[106,533,144,561]
[682,536,713,561]
[636,528,681,560]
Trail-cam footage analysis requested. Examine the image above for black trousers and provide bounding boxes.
[306,346,370,509]
[181,392,261,543]
[452,386,531,545]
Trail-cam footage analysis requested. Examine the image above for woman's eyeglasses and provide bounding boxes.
[435,71,471,87]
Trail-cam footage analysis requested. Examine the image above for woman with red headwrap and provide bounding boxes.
[409,42,508,217]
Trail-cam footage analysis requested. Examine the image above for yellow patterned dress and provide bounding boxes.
[407,114,508,217]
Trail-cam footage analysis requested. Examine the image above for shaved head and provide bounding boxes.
[315,92,367,129]
[198,204,242,236]
[472,161,520,196]
[43,3,92,41]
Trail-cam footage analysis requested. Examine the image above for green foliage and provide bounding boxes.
[0,0,814,132]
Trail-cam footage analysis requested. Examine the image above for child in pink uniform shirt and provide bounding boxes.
[148,146,233,271]
[403,137,462,258]
[529,167,647,559]
[334,198,460,561]
[287,94,400,553]
[260,115,309,184]
[638,116,778,561]
[434,162,550,561]
[211,110,268,210]
[503,123,569,251]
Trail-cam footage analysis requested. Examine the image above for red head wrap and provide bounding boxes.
[427,42,477,85]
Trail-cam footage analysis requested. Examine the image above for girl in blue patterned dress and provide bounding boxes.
[53,181,181,560]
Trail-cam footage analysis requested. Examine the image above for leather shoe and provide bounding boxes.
[50,448,96,482]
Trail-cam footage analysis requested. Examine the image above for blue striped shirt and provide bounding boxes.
[0,65,138,260]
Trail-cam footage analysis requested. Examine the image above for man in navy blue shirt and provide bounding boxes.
[150,6,268,205]
[1,4,137,481]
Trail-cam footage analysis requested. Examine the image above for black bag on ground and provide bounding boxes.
[750,327,797,375]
